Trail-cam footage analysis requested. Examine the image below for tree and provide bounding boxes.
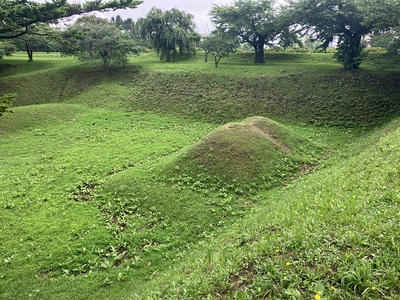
[211,0,283,63]
[287,0,400,69]
[137,7,197,61]
[0,0,142,39]
[60,15,137,66]
[11,23,58,61]
[111,15,135,33]
[201,32,238,67]
[111,15,148,53]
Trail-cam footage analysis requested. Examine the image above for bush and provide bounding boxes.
[0,93,16,116]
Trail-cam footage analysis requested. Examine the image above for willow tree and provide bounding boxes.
[137,7,197,61]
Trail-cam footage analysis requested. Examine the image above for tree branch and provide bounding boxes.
[0,0,143,38]
[0,27,29,39]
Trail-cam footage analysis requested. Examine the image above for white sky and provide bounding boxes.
[103,0,235,34]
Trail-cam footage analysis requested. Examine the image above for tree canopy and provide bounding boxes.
[287,0,400,69]
[371,26,400,56]
[60,15,137,66]
[137,7,197,61]
[111,15,135,33]
[0,0,142,39]
[0,40,16,59]
[211,0,294,63]
[201,32,238,67]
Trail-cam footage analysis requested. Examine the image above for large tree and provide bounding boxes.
[112,15,148,52]
[60,15,137,66]
[137,7,197,61]
[211,0,291,63]
[287,0,400,69]
[0,0,142,39]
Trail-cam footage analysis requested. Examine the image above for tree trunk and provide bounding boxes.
[336,33,364,70]
[204,51,208,62]
[214,56,219,68]
[254,40,265,64]
[100,51,109,66]
[349,34,363,69]
[25,41,33,61]
[165,50,171,61]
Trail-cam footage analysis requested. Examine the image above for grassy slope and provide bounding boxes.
[142,118,400,300]
[0,52,399,299]
[0,103,87,134]
[127,51,400,126]
[2,52,400,126]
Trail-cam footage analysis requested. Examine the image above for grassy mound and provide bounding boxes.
[165,116,322,194]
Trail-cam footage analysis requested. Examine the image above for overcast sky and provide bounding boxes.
[103,0,234,34]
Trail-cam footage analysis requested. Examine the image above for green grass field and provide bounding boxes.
[0,51,399,299]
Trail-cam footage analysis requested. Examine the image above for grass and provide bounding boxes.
[141,117,400,299]
[2,52,400,127]
[0,105,216,299]
[165,116,324,194]
[132,51,343,74]
[0,103,87,134]
[0,50,399,299]
[0,52,78,77]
